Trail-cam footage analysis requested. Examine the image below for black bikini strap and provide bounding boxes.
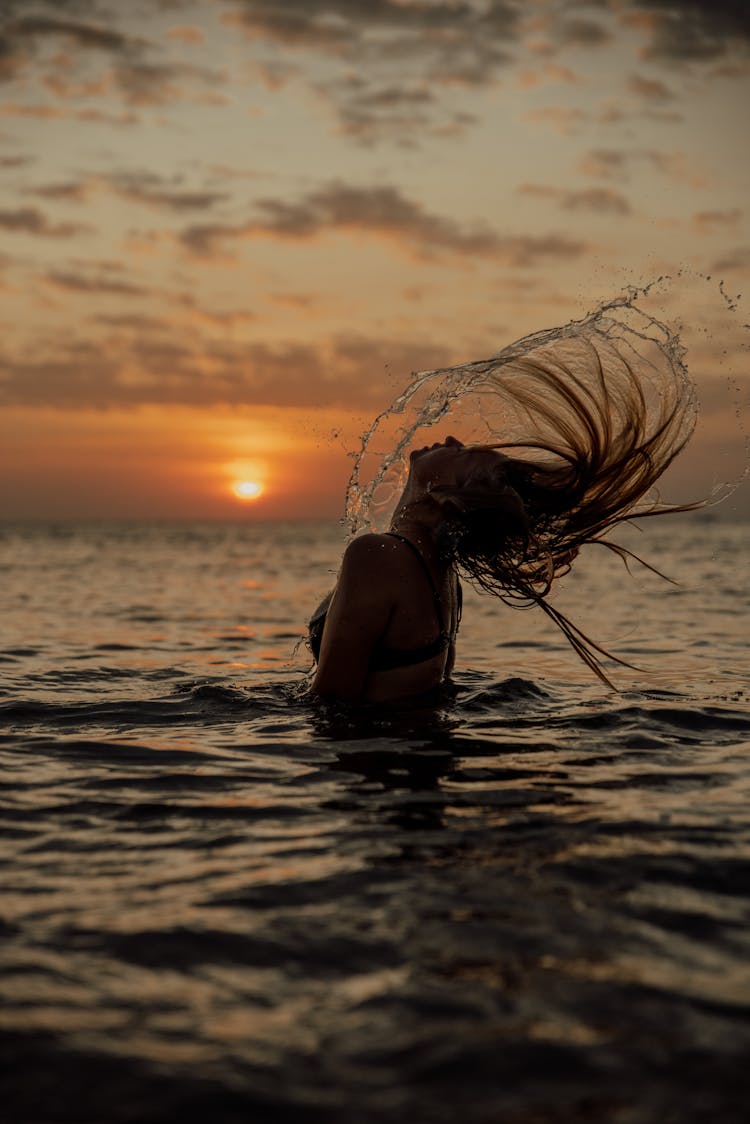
[385,532,446,635]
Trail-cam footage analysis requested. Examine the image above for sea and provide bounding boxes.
[1,514,749,1124]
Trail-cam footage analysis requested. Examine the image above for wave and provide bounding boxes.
[1,675,748,752]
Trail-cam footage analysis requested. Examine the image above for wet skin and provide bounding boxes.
[310,436,507,704]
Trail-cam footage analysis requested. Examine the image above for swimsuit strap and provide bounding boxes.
[308,533,461,668]
[385,532,447,636]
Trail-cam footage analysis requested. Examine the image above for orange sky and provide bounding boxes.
[0,0,748,520]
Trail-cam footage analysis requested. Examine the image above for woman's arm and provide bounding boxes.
[310,535,396,702]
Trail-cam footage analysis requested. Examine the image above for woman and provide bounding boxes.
[310,436,502,702]
[309,335,699,703]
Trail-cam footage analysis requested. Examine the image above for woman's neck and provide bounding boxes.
[389,500,446,565]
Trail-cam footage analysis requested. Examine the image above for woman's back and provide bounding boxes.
[310,532,460,703]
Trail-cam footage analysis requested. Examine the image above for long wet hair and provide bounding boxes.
[428,334,700,686]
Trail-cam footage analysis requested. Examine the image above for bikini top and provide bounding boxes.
[308,532,461,672]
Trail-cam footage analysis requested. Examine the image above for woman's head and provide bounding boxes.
[404,435,536,571]
[409,435,510,493]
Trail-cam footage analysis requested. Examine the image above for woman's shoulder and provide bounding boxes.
[340,532,405,574]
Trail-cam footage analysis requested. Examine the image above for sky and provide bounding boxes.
[0,0,748,521]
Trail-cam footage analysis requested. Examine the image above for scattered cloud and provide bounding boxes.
[0,9,224,110]
[0,103,68,119]
[0,13,143,87]
[4,15,142,57]
[32,180,95,202]
[0,206,90,237]
[226,0,522,67]
[526,85,684,133]
[578,149,630,181]
[641,107,683,124]
[523,106,588,134]
[519,184,631,215]
[0,100,140,125]
[166,26,206,46]
[517,62,583,89]
[632,0,750,62]
[179,182,587,265]
[269,292,319,311]
[2,0,744,157]
[92,312,170,331]
[627,73,675,100]
[692,209,742,234]
[0,153,32,168]
[578,147,709,187]
[315,77,437,144]
[643,149,710,188]
[28,170,229,213]
[105,170,229,211]
[710,247,750,273]
[44,261,151,297]
[226,0,524,140]
[556,17,612,48]
[173,292,258,327]
[112,59,225,107]
[0,328,453,411]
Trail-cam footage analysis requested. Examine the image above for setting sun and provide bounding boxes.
[232,480,264,501]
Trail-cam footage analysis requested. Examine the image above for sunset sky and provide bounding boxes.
[0,0,748,521]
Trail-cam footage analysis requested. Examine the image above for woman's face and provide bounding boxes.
[409,435,507,491]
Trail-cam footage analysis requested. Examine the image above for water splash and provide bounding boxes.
[345,274,747,535]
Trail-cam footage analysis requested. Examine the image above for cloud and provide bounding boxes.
[0,328,453,411]
[227,0,522,62]
[642,149,710,188]
[111,59,225,107]
[692,209,742,234]
[227,0,523,139]
[519,183,631,215]
[528,84,684,134]
[0,9,224,109]
[269,291,319,311]
[627,74,675,100]
[632,0,750,62]
[0,37,23,84]
[28,170,228,213]
[556,17,612,47]
[0,206,90,237]
[313,78,480,144]
[314,77,437,144]
[0,101,139,125]
[710,247,750,272]
[4,15,140,56]
[517,62,583,89]
[179,182,587,265]
[105,170,228,211]
[523,106,588,134]
[45,265,150,297]
[0,102,68,119]
[176,221,234,258]
[32,180,95,202]
[166,26,205,46]
[92,312,170,331]
[172,293,258,327]
[578,147,708,186]
[0,13,143,86]
[577,148,632,181]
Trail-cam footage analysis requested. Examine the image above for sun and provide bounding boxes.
[232,480,264,501]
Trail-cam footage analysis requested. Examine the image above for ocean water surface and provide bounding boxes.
[1,515,749,1123]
